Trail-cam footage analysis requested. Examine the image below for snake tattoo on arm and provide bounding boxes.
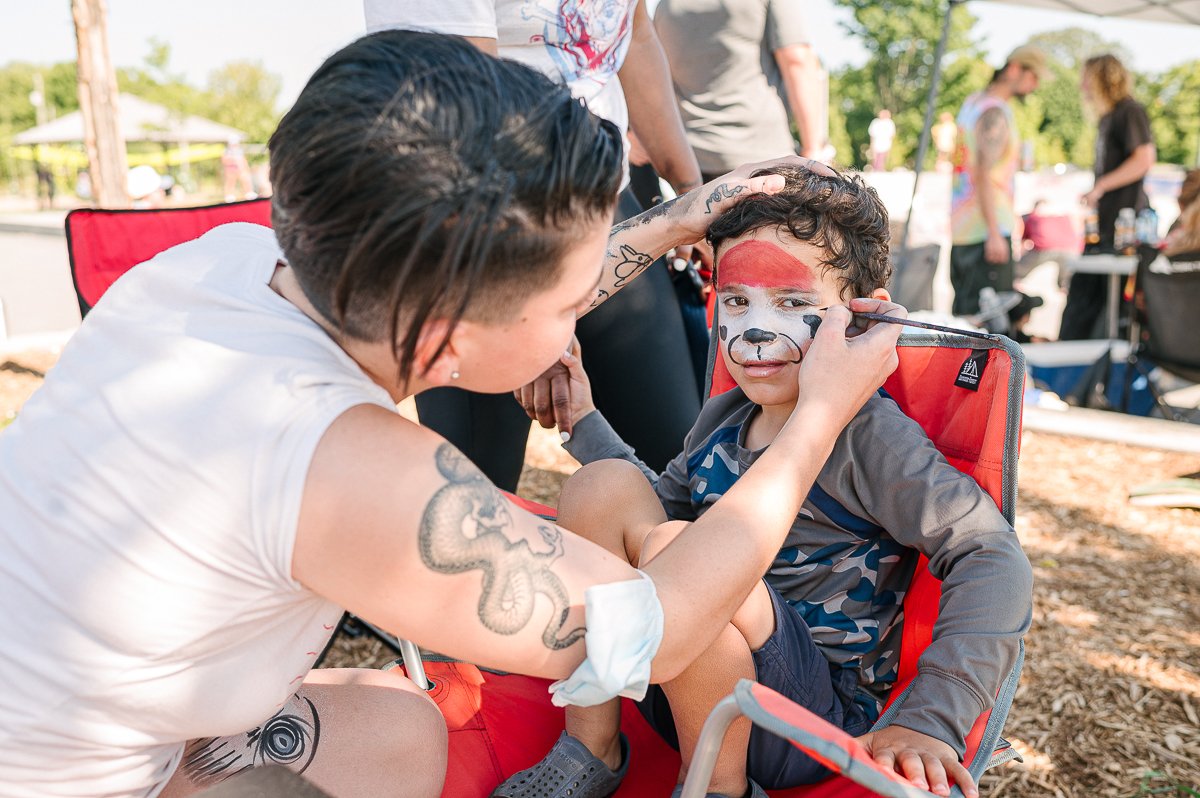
[418,444,586,651]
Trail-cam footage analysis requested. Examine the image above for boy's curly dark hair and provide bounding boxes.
[706,164,892,299]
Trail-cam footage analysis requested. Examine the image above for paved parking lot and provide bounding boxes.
[0,230,81,343]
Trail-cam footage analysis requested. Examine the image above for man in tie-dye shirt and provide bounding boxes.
[949,45,1045,316]
[494,165,1031,798]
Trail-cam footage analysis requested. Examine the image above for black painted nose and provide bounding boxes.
[742,328,776,345]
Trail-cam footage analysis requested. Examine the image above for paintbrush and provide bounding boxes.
[817,308,1002,341]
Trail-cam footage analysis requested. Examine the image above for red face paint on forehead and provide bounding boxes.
[716,240,816,291]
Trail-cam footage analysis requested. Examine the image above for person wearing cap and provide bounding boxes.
[948,45,1045,317]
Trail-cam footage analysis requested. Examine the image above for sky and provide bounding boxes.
[2,0,1198,109]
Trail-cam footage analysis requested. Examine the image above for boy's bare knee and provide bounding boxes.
[731,581,776,651]
[637,519,691,567]
[559,459,666,560]
[560,460,652,507]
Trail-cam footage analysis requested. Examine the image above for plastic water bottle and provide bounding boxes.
[1115,208,1137,255]
[1136,208,1159,247]
[1084,210,1100,250]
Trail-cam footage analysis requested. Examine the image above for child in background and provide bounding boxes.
[494,166,1032,798]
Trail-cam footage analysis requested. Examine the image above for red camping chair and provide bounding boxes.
[396,328,1027,798]
[66,198,272,317]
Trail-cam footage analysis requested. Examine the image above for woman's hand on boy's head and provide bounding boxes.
[856,725,977,798]
[723,154,836,181]
[669,155,834,251]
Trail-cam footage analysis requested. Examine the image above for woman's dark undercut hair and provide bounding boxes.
[269,30,623,380]
[706,165,891,299]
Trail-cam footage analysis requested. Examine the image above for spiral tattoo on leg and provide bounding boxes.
[180,695,320,787]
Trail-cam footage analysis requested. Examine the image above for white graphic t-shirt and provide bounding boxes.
[365,0,634,157]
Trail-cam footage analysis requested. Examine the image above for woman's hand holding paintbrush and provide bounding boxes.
[816,305,1002,341]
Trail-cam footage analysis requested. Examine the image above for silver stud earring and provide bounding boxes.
[450,371,460,380]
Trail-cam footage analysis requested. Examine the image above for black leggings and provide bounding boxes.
[414,188,701,491]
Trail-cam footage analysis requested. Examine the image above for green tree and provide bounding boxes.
[1141,60,1200,167]
[202,61,282,145]
[116,39,207,118]
[0,60,79,184]
[831,0,985,169]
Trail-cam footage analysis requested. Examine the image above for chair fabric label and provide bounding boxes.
[954,349,989,391]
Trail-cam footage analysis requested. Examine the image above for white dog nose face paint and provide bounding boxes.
[715,240,828,369]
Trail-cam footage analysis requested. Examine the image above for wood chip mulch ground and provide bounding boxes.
[2,347,1197,797]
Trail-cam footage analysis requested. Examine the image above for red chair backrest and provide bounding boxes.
[65,198,272,316]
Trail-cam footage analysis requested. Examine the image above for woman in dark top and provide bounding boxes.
[1059,54,1156,340]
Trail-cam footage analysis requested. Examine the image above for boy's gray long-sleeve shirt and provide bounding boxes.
[564,388,1033,755]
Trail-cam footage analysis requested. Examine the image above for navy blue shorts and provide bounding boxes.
[636,583,874,790]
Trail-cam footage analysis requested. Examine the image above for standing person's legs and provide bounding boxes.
[950,241,1015,317]
[160,668,447,798]
[1058,272,1108,341]
[414,388,530,492]
[950,243,985,316]
[576,189,701,474]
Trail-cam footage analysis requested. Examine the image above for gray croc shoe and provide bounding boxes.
[670,778,768,798]
[491,731,630,798]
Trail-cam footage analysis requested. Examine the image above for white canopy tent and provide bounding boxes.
[13,93,246,146]
[901,0,1199,251]
[993,0,1199,26]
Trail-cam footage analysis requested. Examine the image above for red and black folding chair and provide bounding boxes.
[394,327,1027,797]
[65,198,272,317]
[673,329,1027,798]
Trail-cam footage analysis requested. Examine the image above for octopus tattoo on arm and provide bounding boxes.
[180,695,319,787]
[419,444,586,650]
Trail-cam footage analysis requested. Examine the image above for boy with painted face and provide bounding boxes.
[494,166,1031,798]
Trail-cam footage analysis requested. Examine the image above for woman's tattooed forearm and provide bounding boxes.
[610,196,682,235]
[418,444,585,650]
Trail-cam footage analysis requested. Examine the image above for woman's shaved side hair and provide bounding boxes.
[269,31,623,380]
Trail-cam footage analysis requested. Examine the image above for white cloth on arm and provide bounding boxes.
[549,570,663,707]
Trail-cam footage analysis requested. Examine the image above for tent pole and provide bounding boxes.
[900,0,963,256]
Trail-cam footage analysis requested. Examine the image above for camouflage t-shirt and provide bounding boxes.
[657,392,916,718]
